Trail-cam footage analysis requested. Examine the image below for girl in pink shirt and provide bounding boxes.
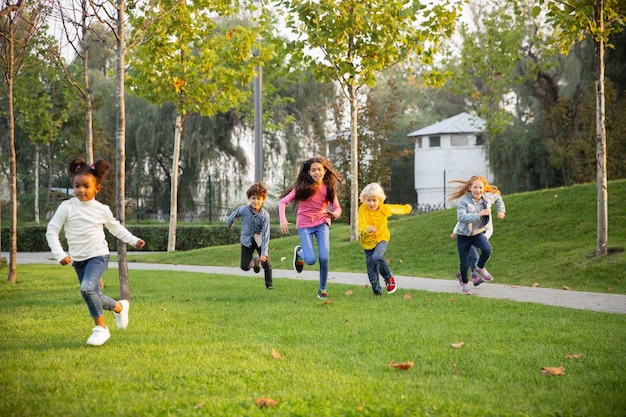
[279,157,342,299]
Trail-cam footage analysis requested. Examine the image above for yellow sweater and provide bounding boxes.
[358,203,412,250]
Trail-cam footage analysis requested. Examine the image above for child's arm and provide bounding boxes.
[45,203,70,264]
[225,207,241,229]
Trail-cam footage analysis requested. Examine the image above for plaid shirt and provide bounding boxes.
[225,205,270,257]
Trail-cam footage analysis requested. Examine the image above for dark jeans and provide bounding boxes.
[364,241,392,295]
[239,243,272,286]
[457,234,491,283]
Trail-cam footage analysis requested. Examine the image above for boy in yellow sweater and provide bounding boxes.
[358,183,412,296]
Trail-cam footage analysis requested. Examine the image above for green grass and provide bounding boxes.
[1,266,625,416]
[126,180,626,294]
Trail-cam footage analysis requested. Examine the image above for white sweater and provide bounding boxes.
[46,197,141,263]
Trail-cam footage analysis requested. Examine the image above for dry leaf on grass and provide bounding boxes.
[532,282,539,288]
[254,398,278,408]
[451,341,465,349]
[403,293,413,299]
[322,300,332,305]
[565,353,584,359]
[389,361,414,370]
[541,366,565,375]
[271,349,283,359]
[345,290,353,295]
[562,286,570,290]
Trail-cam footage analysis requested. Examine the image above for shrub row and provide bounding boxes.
[0,225,285,252]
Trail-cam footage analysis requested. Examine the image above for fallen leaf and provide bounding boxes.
[608,287,614,292]
[562,286,570,291]
[280,257,286,262]
[565,353,584,359]
[452,362,458,375]
[271,349,282,359]
[254,397,278,408]
[425,297,433,303]
[389,361,414,370]
[403,293,413,299]
[532,282,539,288]
[449,298,455,303]
[451,341,465,349]
[345,290,353,295]
[541,366,565,375]
[322,300,332,305]
[194,403,204,409]
[344,318,349,323]
[554,194,558,198]
[364,284,369,289]
[399,259,403,263]
[385,258,391,264]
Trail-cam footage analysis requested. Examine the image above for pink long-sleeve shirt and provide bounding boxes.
[279,183,342,229]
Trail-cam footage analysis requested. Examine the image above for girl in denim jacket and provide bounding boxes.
[448,176,505,294]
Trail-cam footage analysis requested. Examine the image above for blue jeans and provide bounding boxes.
[457,234,491,283]
[73,255,116,319]
[364,241,392,295]
[297,223,330,291]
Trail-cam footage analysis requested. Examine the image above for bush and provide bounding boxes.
[0,225,285,252]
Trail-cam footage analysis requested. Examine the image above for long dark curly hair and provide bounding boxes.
[280,156,341,203]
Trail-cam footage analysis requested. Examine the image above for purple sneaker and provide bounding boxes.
[456,271,463,285]
[476,267,493,281]
[472,273,484,287]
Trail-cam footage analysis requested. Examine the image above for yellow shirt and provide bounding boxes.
[358,203,412,250]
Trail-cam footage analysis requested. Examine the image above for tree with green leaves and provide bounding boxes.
[129,0,266,251]
[1,0,49,283]
[279,0,460,241]
[538,0,626,256]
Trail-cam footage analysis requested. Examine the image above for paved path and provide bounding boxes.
[5,252,626,315]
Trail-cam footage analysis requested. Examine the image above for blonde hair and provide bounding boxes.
[448,175,500,201]
[360,182,386,203]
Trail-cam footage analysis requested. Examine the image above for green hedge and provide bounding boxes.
[1,225,285,252]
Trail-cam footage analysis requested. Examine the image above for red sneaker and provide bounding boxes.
[386,276,397,294]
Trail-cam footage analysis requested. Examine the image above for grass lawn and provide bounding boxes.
[1,265,625,416]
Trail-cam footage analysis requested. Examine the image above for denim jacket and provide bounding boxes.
[456,192,505,237]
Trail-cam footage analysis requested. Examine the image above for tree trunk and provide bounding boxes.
[7,41,17,284]
[34,143,40,224]
[595,0,608,256]
[82,0,93,164]
[116,0,130,300]
[349,83,359,242]
[168,112,183,252]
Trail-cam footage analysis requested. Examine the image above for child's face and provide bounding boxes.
[364,195,380,211]
[73,173,101,202]
[248,194,265,211]
[308,162,326,184]
[470,180,484,200]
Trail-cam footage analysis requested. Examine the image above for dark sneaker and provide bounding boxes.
[476,267,493,281]
[472,273,484,287]
[456,271,463,285]
[293,246,304,273]
[266,284,274,290]
[386,276,397,294]
[317,290,329,299]
[252,257,261,273]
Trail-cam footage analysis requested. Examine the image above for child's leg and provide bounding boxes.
[74,255,114,324]
[364,248,382,294]
[314,224,330,291]
[372,241,392,280]
[239,245,255,271]
[469,245,479,272]
[297,227,317,265]
[473,234,492,268]
[456,236,473,283]
[262,255,273,287]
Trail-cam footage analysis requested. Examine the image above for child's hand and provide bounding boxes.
[479,208,491,217]
[326,210,337,220]
[450,233,457,240]
[368,225,376,233]
[60,256,72,265]
[135,239,145,250]
[280,221,291,234]
[260,255,267,262]
[497,212,506,219]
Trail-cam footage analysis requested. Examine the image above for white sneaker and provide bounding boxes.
[114,300,130,330]
[86,326,111,346]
